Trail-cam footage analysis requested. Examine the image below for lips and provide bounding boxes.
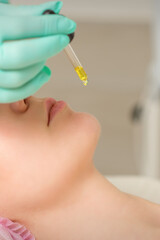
[48,104,56,125]
[45,98,57,125]
[49,101,66,124]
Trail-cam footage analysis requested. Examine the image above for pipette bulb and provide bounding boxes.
[68,32,75,43]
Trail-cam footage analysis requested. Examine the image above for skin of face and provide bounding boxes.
[1,97,160,240]
[0,96,101,216]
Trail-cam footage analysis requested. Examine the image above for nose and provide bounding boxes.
[10,97,31,113]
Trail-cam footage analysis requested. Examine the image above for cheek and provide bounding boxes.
[0,112,101,213]
[0,120,43,163]
[0,119,48,185]
[0,127,53,211]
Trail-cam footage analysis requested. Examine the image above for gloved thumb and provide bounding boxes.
[0,1,63,16]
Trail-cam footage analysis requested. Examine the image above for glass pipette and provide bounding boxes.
[43,9,88,86]
[64,44,88,86]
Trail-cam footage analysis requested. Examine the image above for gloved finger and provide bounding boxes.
[0,14,76,42]
[0,65,51,103]
[0,35,69,70]
[0,0,9,4]
[0,1,62,16]
[0,60,46,88]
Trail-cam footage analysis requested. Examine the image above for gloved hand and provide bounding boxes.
[0,1,76,103]
[0,0,9,3]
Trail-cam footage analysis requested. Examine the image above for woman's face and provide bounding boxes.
[0,96,101,214]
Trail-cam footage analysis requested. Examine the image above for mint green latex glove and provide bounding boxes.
[0,1,76,103]
[0,0,9,3]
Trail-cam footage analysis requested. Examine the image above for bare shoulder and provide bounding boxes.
[74,168,160,240]
[123,192,160,239]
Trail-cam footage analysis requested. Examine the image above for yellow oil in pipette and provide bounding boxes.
[42,10,88,85]
[75,66,88,86]
[64,44,88,86]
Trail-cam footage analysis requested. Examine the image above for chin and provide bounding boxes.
[74,111,101,143]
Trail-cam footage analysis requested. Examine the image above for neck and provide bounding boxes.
[19,167,121,240]
[1,167,160,240]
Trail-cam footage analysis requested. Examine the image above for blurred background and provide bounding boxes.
[12,0,157,177]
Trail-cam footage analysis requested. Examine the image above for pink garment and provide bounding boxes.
[0,217,35,240]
